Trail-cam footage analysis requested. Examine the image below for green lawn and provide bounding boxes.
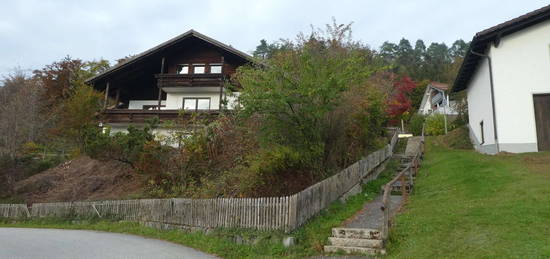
[387,138,550,258]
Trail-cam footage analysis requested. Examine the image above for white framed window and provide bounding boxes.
[177,64,189,74]
[210,64,222,74]
[193,64,205,74]
[183,98,210,110]
[183,99,197,110]
[197,99,210,110]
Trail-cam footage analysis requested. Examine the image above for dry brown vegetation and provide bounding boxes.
[14,156,143,203]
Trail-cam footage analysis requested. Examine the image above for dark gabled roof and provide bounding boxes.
[86,29,254,84]
[429,82,449,91]
[452,4,550,92]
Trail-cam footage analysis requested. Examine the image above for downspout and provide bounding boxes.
[470,50,500,153]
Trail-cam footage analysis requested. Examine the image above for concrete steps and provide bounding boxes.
[327,237,383,248]
[331,228,381,239]
[324,245,385,255]
[324,228,385,255]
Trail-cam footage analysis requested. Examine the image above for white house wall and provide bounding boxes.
[164,91,240,110]
[490,19,550,153]
[165,92,221,109]
[108,124,182,147]
[467,56,497,154]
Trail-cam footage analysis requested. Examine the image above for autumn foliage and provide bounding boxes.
[387,76,416,120]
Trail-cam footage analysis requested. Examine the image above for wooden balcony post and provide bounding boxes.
[114,88,120,109]
[158,57,165,110]
[103,82,110,110]
[219,56,225,110]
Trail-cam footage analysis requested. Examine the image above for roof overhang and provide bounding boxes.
[452,4,550,92]
[85,30,254,85]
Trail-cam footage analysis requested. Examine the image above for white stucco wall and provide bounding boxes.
[467,56,496,150]
[418,89,432,115]
[108,124,184,147]
[490,20,550,152]
[165,92,221,109]
[127,92,240,110]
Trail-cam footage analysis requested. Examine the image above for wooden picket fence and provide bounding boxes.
[1,132,398,232]
[0,204,29,218]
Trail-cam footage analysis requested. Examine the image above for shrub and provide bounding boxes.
[57,83,104,147]
[193,145,316,198]
[425,114,447,136]
[135,141,172,175]
[409,114,426,136]
[82,122,156,166]
[235,22,388,177]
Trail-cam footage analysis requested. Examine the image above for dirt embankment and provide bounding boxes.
[14,156,144,203]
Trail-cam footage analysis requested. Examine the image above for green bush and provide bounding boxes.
[82,122,156,165]
[425,114,447,136]
[230,145,314,197]
[409,114,426,136]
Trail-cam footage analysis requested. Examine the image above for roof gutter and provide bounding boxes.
[470,49,499,153]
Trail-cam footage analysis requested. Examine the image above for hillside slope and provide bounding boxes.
[387,138,550,258]
[14,156,144,203]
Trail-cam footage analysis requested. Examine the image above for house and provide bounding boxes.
[452,5,550,154]
[418,82,458,116]
[86,30,254,141]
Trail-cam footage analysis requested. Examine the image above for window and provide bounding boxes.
[183,98,210,110]
[183,99,196,110]
[193,64,205,74]
[197,99,210,110]
[177,64,189,74]
[480,121,485,144]
[210,64,222,74]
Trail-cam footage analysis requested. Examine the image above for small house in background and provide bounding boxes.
[452,5,550,154]
[417,82,458,116]
[86,30,253,143]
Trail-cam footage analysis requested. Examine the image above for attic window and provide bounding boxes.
[177,64,189,74]
[210,64,222,74]
[193,64,205,74]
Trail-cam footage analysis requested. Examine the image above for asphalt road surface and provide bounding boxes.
[0,228,218,259]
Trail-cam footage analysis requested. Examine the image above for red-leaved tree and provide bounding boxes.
[387,76,416,121]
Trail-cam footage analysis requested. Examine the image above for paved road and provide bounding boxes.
[0,228,218,259]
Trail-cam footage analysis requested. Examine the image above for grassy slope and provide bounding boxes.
[387,138,550,258]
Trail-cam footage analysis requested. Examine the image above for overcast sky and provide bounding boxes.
[0,0,548,77]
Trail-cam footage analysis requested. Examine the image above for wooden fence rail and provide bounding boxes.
[380,136,424,239]
[2,132,399,232]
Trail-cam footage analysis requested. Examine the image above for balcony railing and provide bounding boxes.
[101,109,221,124]
[155,73,224,88]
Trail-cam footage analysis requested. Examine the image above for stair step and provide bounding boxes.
[331,228,382,239]
[324,245,385,255]
[328,237,383,248]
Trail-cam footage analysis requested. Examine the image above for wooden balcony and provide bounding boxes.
[155,73,224,88]
[101,109,221,124]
